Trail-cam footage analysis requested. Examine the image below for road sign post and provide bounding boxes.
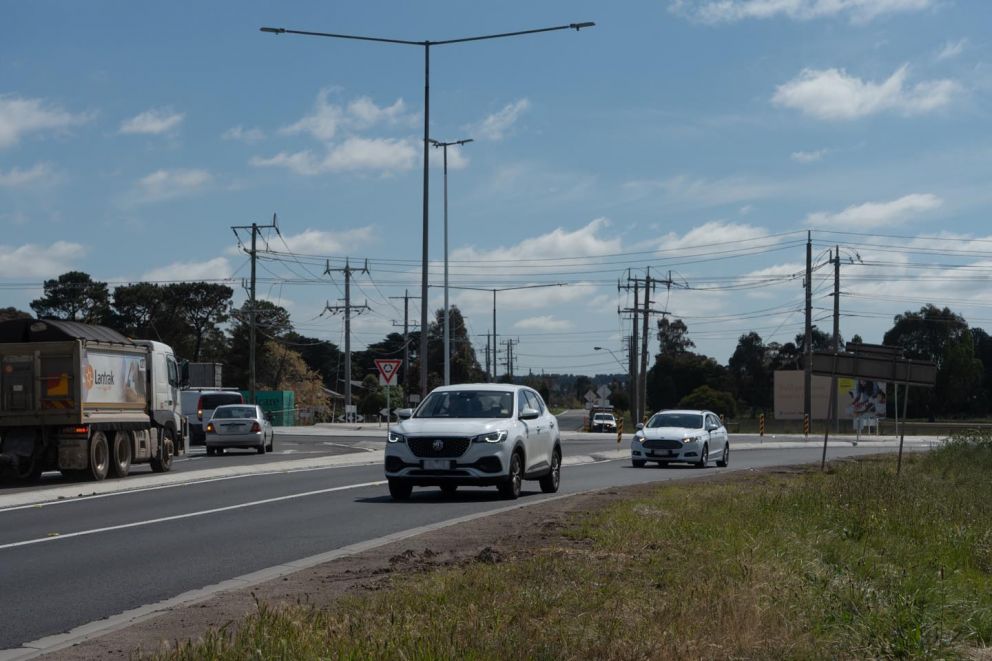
[374,359,403,434]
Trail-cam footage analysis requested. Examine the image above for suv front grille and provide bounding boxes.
[408,437,471,458]
[642,439,682,450]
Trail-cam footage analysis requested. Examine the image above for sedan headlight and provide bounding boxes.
[633,433,644,443]
[473,430,508,444]
[387,430,406,444]
[682,435,700,444]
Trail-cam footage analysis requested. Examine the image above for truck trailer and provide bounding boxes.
[0,318,187,482]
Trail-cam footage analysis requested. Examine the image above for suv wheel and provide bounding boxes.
[388,479,413,501]
[498,452,523,500]
[539,448,561,493]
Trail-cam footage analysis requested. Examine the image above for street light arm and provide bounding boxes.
[259,26,423,46]
[433,22,596,45]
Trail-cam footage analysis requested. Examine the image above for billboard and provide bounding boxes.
[774,371,886,420]
[82,351,147,405]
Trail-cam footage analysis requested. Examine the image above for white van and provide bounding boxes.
[181,389,244,444]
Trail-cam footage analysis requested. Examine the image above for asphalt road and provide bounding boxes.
[0,441,910,652]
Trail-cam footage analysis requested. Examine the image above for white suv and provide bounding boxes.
[384,384,561,500]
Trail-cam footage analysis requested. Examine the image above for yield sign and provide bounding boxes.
[374,359,402,386]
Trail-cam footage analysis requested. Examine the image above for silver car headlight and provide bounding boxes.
[633,434,644,443]
[387,430,406,444]
[682,435,700,444]
[473,430,508,443]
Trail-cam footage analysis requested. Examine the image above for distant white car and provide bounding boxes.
[591,412,617,432]
[205,404,274,456]
[631,409,729,468]
[384,384,561,501]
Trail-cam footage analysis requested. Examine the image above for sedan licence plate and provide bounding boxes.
[652,450,675,457]
[423,459,451,470]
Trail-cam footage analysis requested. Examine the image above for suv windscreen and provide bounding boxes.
[201,393,243,409]
[415,390,513,419]
[648,413,703,429]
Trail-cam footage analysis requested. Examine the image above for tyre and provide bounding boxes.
[206,446,216,456]
[88,432,110,481]
[439,483,458,496]
[539,448,561,493]
[389,479,413,501]
[632,459,647,468]
[150,431,174,473]
[267,434,274,453]
[695,443,709,469]
[109,432,132,478]
[657,461,670,468]
[256,442,266,455]
[498,452,523,500]
[717,443,730,468]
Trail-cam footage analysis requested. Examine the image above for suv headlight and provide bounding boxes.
[387,430,406,444]
[473,430,508,443]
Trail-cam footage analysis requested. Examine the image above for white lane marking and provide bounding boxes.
[0,480,386,551]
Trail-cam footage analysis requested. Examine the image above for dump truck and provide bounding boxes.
[0,318,187,482]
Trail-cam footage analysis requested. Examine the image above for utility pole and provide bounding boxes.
[619,273,640,421]
[640,268,652,423]
[390,290,420,407]
[231,214,279,405]
[832,246,841,431]
[484,336,491,380]
[503,338,519,380]
[324,259,370,418]
[804,230,813,427]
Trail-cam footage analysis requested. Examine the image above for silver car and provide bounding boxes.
[384,384,561,501]
[205,404,274,456]
[630,409,729,468]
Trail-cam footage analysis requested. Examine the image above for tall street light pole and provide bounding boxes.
[429,137,473,386]
[260,21,595,399]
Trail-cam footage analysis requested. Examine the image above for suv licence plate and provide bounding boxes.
[423,459,451,470]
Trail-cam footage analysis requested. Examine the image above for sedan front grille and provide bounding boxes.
[408,437,471,458]
[642,439,683,450]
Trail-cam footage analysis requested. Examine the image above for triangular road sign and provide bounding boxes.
[374,359,402,386]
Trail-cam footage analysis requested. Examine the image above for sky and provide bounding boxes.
[3,0,992,377]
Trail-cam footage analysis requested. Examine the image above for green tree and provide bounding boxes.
[678,385,738,418]
[112,283,168,339]
[0,307,31,322]
[657,317,695,356]
[31,271,110,324]
[167,282,233,362]
[285,332,342,391]
[728,332,771,414]
[227,300,293,389]
[883,305,969,366]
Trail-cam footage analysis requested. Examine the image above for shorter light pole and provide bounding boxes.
[429,137,473,386]
[594,346,627,373]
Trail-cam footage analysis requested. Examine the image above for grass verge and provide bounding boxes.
[154,436,992,660]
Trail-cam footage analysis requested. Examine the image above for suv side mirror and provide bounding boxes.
[636,422,645,430]
[519,407,539,421]
[180,360,190,388]
[396,408,414,420]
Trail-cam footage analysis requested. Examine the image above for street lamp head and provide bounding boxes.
[457,138,474,146]
[594,346,603,351]
[260,27,285,34]
[570,22,596,30]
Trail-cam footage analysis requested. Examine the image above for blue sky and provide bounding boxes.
[3,0,992,375]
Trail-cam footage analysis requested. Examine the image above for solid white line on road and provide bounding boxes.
[0,480,386,551]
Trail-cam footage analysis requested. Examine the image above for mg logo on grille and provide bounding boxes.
[432,439,445,452]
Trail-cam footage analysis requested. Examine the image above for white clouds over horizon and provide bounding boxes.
[0,163,56,188]
[657,221,774,251]
[278,226,377,255]
[514,315,574,332]
[670,0,934,24]
[936,38,968,62]
[0,95,92,149]
[251,137,418,175]
[773,65,959,120]
[805,193,943,230]
[119,108,184,135]
[791,148,828,163]
[280,90,411,141]
[471,99,530,141]
[142,257,232,283]
[0,241,85,278]
[133,168,212,203]
[222,125,265,143]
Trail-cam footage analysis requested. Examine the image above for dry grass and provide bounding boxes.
[153,435,992,660]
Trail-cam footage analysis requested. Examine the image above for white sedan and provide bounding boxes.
[630,409,729,468]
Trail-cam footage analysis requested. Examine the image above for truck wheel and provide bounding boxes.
[109,432,132,478]
[88,432,110,481]
[150,431,174,473]
[11,455,43,483]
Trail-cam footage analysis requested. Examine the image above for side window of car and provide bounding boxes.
[524,390,543,414]
[517,392,527,416]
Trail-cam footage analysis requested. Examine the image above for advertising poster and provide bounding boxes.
[839,377,887,418]
[82,352,147,405]
[774,371,886,420]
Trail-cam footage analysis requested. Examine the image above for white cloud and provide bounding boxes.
[936,38,968,61]
[452,218,621,264]
[805,193,942,229]
[473,99,530,141]
[252,138,418,175]
[671,0,934,24]
[119,108,184,135]
[624,175,779,206]
[429,143,470,170]
[0,163,55,188]
[773,65,959,120]
[134,168,212,202]
[791,148,828,163]
[514,315,574,332]
[0,95,92,149]
[657,221,774,251]
[281,90,411,141]
[222,125,265,143]
[0,241,85,277]
[142,257,232,282]
[278,227,377,255]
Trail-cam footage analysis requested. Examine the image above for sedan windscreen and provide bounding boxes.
[648,413,703,429]
[415,391,514,418]
[212,406,257,419]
